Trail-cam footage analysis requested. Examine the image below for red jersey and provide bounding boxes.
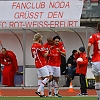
[31,43,47,68]
[48,44,66,67]
[43,42,64,65]
[43,42,53,64]
[88,33,100,62]
[43,42,52,51]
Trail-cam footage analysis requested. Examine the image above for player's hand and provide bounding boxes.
[16,70,19,74]
[44,52,48,57]
[50,46,54,49]
[56,48,60,52]
[16,70,19,73]
[68,64,71,67]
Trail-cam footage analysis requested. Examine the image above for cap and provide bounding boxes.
[33,33,43,41]
[79,46,85,52]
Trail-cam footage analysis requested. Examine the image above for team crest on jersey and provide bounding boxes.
[32,47,35,50]
[89,36,92,38]
[41,47,45,51]
[63,47,65,49]
[97,35,100,38]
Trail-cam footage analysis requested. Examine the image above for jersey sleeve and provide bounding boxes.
[88,34,95,44]
[31,45,36,58]
[9,51,18,71]
[39,44,46,55]
[60,45,66,52]
[1,57,9,65]
[77,56,88,66]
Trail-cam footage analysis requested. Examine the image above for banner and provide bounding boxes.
[0,0,84,28]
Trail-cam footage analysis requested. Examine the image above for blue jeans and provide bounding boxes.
[66,66,76,86]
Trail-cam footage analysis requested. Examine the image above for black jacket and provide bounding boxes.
[66,54,77,68]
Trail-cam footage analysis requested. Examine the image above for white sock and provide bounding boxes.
[54,81,59,94]
[95,83,100,99]
[48,81,52,93]
[38,79,42,87]
[38,79,44,95]
[52,80,55,87]
[38,78,49,92]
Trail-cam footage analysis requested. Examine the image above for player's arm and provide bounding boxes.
[77,57,88,66]
[31,49,34,58]
[56,46,66,56]
[87,43,92,58]
[60,50,66,56]
[87,34,94,58]
[9,52,18,72]
[31,47,36,58]
[39,45,49,57]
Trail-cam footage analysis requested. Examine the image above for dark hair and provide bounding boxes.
[2,48,6,51]
[53,36,60,41]
[72,50,77,54]
[97,22,100,32]
[79,46,85,52]
[47,36,52,41]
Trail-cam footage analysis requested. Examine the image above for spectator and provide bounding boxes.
[0,48,18,87]
[63,50,77,87]
[87,22,100,100]
[76,46,88,96]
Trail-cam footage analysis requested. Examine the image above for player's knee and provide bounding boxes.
[95,83,100,90]
[92,69,98,76]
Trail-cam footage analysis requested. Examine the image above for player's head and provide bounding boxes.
[33,33,43,43]
[47,36,53,45]
[1,48,6,55]
[97,22,100,32]
[53,36,61,46]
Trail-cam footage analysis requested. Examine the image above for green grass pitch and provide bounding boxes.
[0,97,97,100]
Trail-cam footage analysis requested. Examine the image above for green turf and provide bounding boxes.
[0,97,98,100]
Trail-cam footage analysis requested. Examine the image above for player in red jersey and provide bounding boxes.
[31,33,50,97]
[47,36,66,97]
[43,36,65,97]
[43,36,54,97]
[87,22,100,100]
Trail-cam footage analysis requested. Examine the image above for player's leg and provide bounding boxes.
[92,62,100,100]
[36,66,50,97]
[47,65,53,97]
[53,67,62,97]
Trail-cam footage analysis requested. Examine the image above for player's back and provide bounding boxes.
[31,43,47,68]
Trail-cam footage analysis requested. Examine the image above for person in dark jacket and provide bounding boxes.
[63,50,77,87]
